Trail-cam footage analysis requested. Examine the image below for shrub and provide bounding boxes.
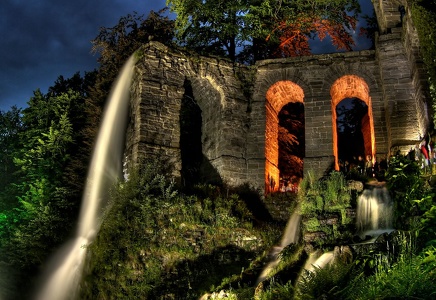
[385,154,436,245]
[297,260,355,300]
[80,159,273,299]
[344,254,436,300]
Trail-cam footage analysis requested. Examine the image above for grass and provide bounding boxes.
[79,161,279,299]
[78,155,436,299]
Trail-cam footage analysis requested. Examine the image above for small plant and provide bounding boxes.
[298,171,354,245]
[385,153,436,246]
[344,254,436,300]
[257,280,295,300]
[80,159,275,299]
[297,260,355,300]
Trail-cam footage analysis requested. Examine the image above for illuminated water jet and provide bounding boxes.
[36,54,137,300]
[356,184,393,239]
[256,206,301,284]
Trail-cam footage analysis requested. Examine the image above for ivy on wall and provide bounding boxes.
[410,0,436,128]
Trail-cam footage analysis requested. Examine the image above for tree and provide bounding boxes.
[410,0,436,128]
[6,90,78,265]
[167,0,250,60]
[0,106,22,205]
[0,72,95,281]
[167,0,361,62]
[87,9,175,147]
[278,102,305,179]
[0,106,23,245]
[248,0,360,58]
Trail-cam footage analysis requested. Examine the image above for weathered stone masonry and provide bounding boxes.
[125,0,430,195]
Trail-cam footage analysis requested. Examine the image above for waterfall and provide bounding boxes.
[35,54,137,300]
[303,251,334,273]
[356,184,393,238]
[257,207,301,284]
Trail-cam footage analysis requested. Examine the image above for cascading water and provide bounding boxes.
[35,54,137,300]
[303,251,334,274]
[356,183,393,239]
[257,206,301,284]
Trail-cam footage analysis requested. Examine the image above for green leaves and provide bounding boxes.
[410,0,436,127]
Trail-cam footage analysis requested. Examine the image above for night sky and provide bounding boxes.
[0,0,167,111]
[0,0,373,111]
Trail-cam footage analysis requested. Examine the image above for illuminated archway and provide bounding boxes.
[330,75,375,170]
[265,81,304,193]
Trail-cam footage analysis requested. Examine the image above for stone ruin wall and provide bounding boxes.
[125,43,252,187]
[125,0,430,195]
[373,0,430,153]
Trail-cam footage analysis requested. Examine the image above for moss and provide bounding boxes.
[305,217,321,232]
[80,161,275,299]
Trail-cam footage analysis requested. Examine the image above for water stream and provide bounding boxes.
[262,182,395,289]
[35,55,137,300]
[257,206,301,284]
[356,183,393,239]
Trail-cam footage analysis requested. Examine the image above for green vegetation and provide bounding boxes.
[298,171,354,246]
[80,159,279,299]
[255,154,436,299]
[0,10,176,298]
[1,2,436,299]
[166,0,361,62]
[410,0,436,127]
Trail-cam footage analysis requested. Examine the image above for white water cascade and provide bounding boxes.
[302,251,334,274]
[356,183,393,239]
[257,207,301,284]
[36,55,137,300]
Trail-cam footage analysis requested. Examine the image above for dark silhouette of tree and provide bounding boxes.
[0,106,22,211]
[278,102,305,180]
[87,10,175,148]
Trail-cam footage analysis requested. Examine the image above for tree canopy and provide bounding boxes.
[167,0,361,62]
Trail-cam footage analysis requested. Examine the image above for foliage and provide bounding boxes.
[0,10,174,296]
[86,9,176,150]
[278,102,305,179]
[385,154,434,237]
[0,72,96,299]
[247,0,360,58]
[258,280,295,300]
[297,260,355,299]
[298,171,353,246]
[1,89,84,266]
[421,245,436,275]
[344,254,436,300]
[0,106,22,212]
[81,160,273,299]
[91,9,175,71]
[167,0,250,61]
[167,0,362,63]
[410,0,436,128]
[299,171,351,217]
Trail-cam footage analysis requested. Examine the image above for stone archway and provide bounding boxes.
[265,80,304,193]
[330,75,375,170]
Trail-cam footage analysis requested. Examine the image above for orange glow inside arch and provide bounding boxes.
[330,75,375,170]
[265,81,304,194]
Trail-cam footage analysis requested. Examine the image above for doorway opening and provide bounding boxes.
[265,80,304,193]
[336,97,369,172]
[278,102,305,192]
[331,75,375,170]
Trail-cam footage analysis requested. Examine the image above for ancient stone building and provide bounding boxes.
[125,0,430,194]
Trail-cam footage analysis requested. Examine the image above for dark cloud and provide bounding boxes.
[0,0,167,110]
[0,0,374,111]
